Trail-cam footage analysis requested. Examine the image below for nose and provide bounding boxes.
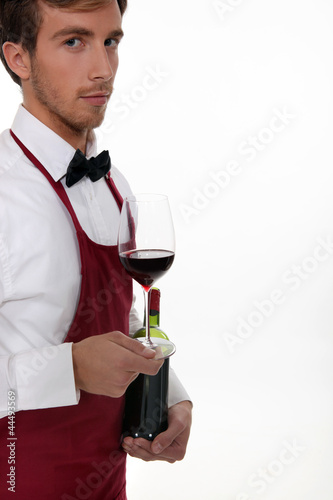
[89,44,117,82]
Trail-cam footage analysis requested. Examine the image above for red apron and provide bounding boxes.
[0,132,133,499]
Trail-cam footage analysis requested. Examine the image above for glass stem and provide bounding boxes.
[143,287,154,348]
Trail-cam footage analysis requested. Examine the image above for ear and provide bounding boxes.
[2,42,32,81]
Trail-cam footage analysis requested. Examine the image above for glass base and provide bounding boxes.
[135,337,176,360]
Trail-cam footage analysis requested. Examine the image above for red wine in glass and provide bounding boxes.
[118,194,176,359]
[119,249,175,292]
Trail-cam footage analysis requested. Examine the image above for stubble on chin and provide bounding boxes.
[65,104,107,135]
[70,86,113,132]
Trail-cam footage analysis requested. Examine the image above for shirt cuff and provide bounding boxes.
[168,366,191,408]
[2,343,79,416]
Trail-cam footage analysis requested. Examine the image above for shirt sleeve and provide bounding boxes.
[0,233,79,419]
[0,343,79,419]
[128,293,143,337]
[168,366,192,407]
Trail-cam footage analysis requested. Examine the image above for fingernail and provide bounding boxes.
[152,442,162,454]
[143,347,155,356]
[122,439,133,450]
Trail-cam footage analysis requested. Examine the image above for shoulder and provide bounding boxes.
[0,128,24,178]
[111,164,133,199]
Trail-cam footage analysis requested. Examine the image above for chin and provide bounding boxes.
[70,111,106,133]
[85,109,107,128]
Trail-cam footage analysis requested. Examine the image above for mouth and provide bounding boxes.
[80,92,110,106]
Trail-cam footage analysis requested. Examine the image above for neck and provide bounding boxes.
[21,101,89,154]
[48,114,89,153]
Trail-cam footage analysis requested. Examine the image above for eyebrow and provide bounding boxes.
[51,26,124,41]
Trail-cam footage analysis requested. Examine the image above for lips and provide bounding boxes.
[80,93,110,106]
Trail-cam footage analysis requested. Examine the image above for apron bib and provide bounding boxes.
[0,132,133,499]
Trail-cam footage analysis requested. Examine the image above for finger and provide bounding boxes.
[125,448,175,463]
[151,417,186,454]
[105,332,164,375]
[122,439,175,463]
[122,436,135,448]
[105,331,156,358]
[123,437,151,451]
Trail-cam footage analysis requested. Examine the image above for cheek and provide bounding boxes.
[40,50,82,77]
[35,56,63,82]
[45,58,85,94]
[51,59,79,77]
[110,52,119,77]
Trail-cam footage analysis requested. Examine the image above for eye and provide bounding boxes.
[104,38,118,48]
[65,38,82,48]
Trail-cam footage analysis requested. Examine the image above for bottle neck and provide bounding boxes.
[136,288,169,341]
[143,309,160,327]
[144,288,160,327]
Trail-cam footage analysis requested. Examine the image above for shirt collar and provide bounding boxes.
[11,105,98,182]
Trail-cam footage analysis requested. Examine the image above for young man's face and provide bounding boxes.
[25,0,123,139]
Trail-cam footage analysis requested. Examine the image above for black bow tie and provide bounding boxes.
[66,149,111,187]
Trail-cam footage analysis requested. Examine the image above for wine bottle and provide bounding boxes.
[122,288,169,441]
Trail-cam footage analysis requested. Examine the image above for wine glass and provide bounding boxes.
[118,194,176,359]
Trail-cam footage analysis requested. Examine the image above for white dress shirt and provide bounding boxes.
[0,105,189,418]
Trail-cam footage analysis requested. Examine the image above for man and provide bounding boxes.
[0,0,192,498]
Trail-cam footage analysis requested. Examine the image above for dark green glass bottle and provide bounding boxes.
[122,288,169,441]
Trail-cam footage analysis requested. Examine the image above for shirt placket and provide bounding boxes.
[78,178,112,245]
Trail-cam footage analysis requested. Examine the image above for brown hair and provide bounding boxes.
[0,0,127,85]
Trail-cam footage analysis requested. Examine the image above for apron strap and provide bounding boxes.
[105,172,123,211]
[10,130,82,232]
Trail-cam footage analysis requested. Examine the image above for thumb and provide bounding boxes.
[151,416,185,454]
[105,331,158,359]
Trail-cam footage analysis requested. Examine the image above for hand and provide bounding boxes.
[122,400,192,463]
[72,331,163,398]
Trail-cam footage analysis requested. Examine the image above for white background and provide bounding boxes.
[1,0,333,499]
